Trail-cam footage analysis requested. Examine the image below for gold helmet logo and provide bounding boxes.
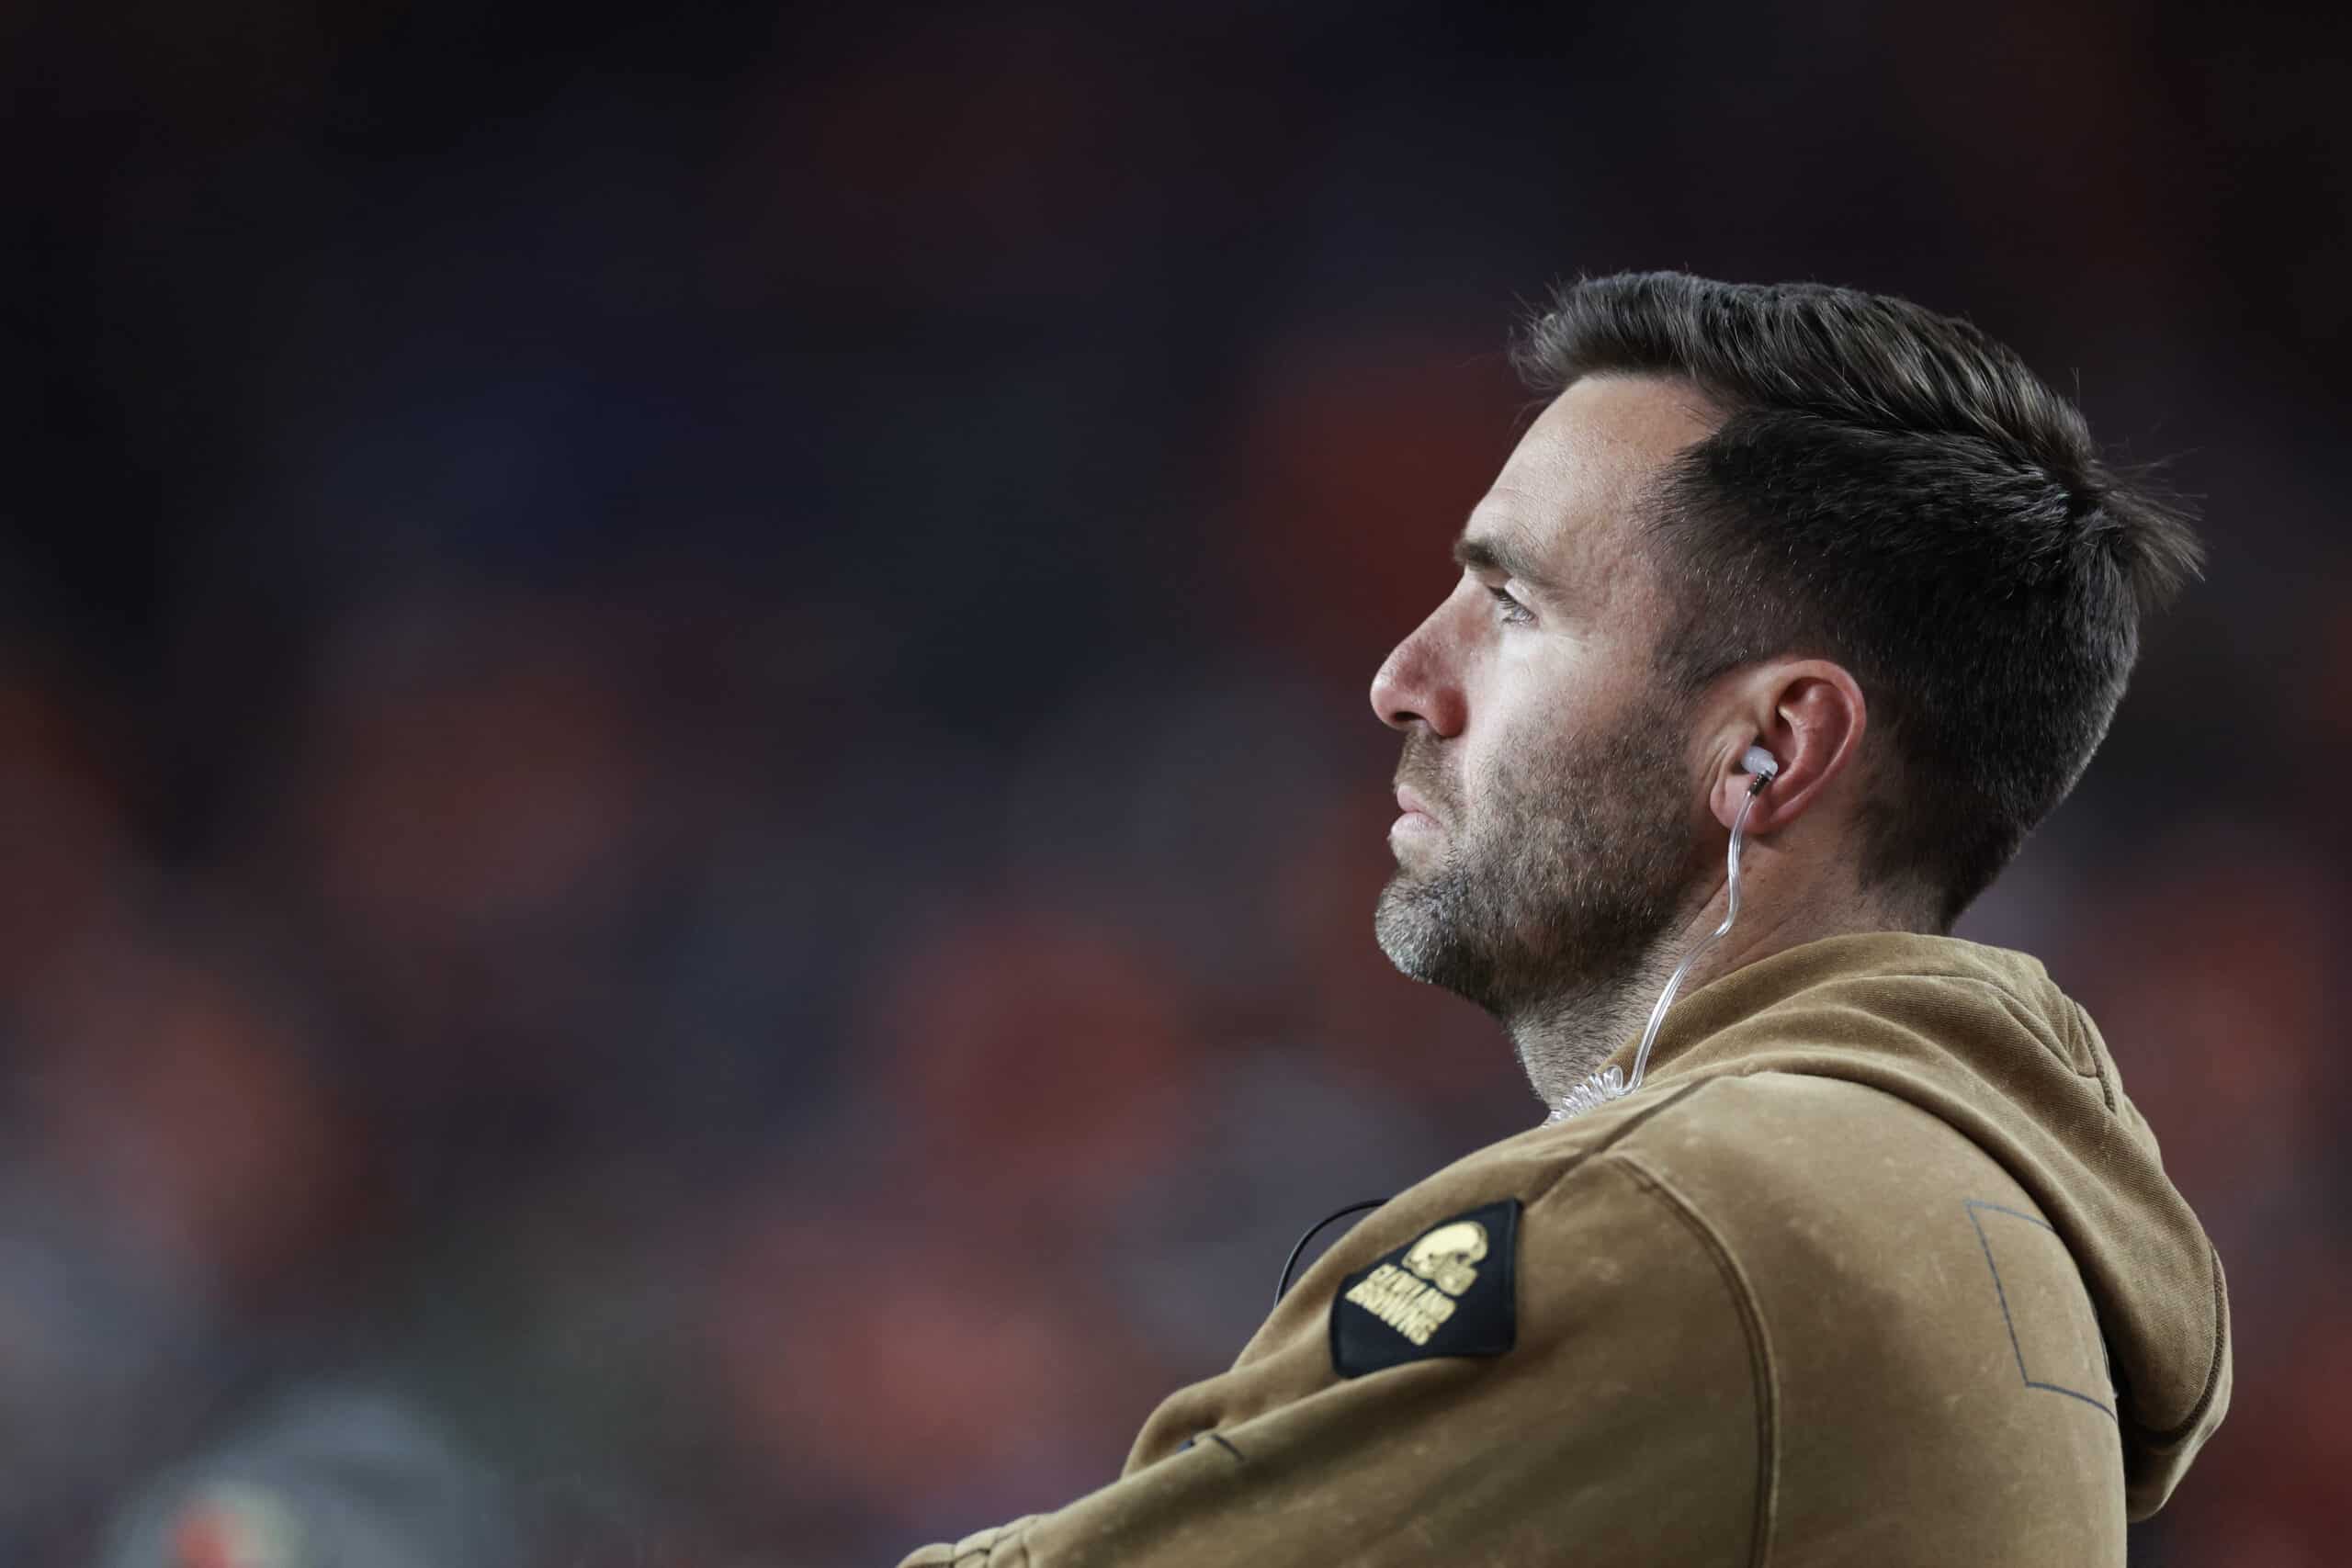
[1402,1220,1488,1297]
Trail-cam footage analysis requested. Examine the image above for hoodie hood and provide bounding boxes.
[1620,930,2231,1518]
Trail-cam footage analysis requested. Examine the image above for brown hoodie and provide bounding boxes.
[896,932,2231,1566]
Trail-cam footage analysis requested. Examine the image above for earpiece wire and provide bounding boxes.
[1621,769,1770,1098]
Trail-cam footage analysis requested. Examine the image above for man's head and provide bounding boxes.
[1369,272,2201,1092]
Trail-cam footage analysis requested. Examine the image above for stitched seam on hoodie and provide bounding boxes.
[2070,1001,2119,1113]
[1523,1080,1711,1210]
[953,1519,1036,1566]
[1611,1151,1779,1568]
[2137,1244,2229,1446]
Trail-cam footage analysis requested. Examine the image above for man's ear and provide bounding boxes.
[1707,660,1867,836]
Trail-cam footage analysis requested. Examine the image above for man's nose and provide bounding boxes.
[1370,627,1464,737]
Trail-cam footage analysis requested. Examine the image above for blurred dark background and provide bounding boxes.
[5,2,2346,1562]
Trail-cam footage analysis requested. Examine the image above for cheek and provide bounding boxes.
[1459,686,1552,810]
[1466,660,1638,807]
[1486,650,1611,749]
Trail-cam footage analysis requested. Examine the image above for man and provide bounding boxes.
[898,273,2231,1564]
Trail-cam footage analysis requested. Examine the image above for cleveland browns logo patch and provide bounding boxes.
[1330,1199,1520,1378]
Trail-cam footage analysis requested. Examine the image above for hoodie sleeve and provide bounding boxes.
[893,1152,1769,1567]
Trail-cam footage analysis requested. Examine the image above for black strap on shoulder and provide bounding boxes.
[1274,1198,1388,1306]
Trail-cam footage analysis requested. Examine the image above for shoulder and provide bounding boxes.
[1516,1069,2054,1332]
[1509,1069,2000,1210]
[1566,1077,2125,1558]
[1553,1071,2109,1420]
[1343,1069,2047,1326]
[1617,1069,2004,1190]
[1589,1071,2031,1259]
[1385,1070,2000,1254]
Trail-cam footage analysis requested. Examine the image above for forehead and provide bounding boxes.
[1468,374,1719,595]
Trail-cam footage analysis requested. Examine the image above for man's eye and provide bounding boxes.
[1486,584,1534,626]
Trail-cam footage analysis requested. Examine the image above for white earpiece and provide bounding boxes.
[1741,744,1780,784]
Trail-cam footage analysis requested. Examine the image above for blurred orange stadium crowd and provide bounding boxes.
[5,2,2348,1563]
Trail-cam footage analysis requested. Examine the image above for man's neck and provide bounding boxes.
[1509,860,1921,1109]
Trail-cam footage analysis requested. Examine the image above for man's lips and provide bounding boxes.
[1395,785,1442,825]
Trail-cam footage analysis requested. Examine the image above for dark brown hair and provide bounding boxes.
[1513,271,2203,929]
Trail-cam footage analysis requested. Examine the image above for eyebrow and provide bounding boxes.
[1451,531,1566,603]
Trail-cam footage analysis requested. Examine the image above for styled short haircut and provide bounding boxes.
[1512,272,2203,929]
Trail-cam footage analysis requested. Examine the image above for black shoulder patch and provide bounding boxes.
[1330,1199,1520,1379]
